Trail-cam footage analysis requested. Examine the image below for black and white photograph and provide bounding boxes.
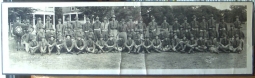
[1,2,253,75]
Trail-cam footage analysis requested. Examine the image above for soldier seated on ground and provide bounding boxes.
[219,34,230,52]
[40,37,48,56]
[142,36,151,53]
[172,34,180,52]
[182,35,197,54]
[56,35,64,55]
[206,36,219,53]
[74,34,86,55]
[195,36,207,52]
[133,33,142,54]
[29,35,39,55]
[105,35,116,53]
[229,34,243,53]
[116,37,125,52]
[161,35,171,52]
[96,35,105,54]
[125,35,134,54]
[152,35,162,53]
[64,35,74,54]
[180,36,189,52]
[86,35,96,54]
[47,35,56,55]
[22,26,34,52]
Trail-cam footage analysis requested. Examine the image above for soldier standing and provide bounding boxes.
[126,16,135,37]
[199,16,208,38]
[136,18,145,39]
[45,16,53,32]
[108,15,118,40]
[182,17,191,31]
[105,35,116,52]
[73,16,82,30]
[93,16,101,41]
[74,34,86,55]
[161,17,170,32]
[218,17,228,35]
[148,16,158,40]
[125,34,134,53]
[172,18,180,33]
[12,17,24,51]
[206,36,219,53]
[47,35,56,55]
[29,35,39,55]
[118,19,127,42]
[96,35,106,53]
[195,36,207,52]
[64,35,74,54]
[219,34,230,52]
[86,35,96,53]
[208,14,216,31]
[152,35,162,53]
[133,32,142,54]
[191,15,199,30]
[40,37,48,56]
[64,16,73,35]
[36,17,44,34]
[56,18,64,38]
[234,16,242,29]
[101,17,109,41]
[228,25,236,40]
[83,18,92,40]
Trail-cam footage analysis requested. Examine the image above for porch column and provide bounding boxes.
[33,14,35,28]
[53,15,55,30]
[43,14,45,26]
[84,15,86,23]
[69,14,71,21]
[63,15,65,24]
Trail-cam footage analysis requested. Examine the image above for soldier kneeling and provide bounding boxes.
[229,34,243,53]
[105,35,116,52]
[75,34,86,55]
[142,35,151,53]
[29,35,39,55]
[47,35,56,55]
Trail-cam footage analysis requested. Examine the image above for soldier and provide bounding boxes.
[235,28,245,40]
[199,16,208,36]
[208,14,216,30]
[74,29,84,40]
[234,16,242,29]
[152,35,162,53]
[22,26,34,53]
[195,36,207,52]
[161,34,172,52]
[118,19,127,42]
[183,27,191,40]
[74,34,86,55]
[93,16,101,41]
[105,35,116,52]
[12,17,24,51]
[182,17,191,31]
[148,16,158,40]
[209,27,218,40]
[83,18,92,40]
[125,34,134,53]
[40,37,48,56]
[199,28,209,39]
[37,28,45,45]
[56,18,64,37]
[47,34,56,55]
[142,34,151,53]
[228,25,236,40]
[133,32,142,54]
[219,34,230,52]
[136,18,145,39]
[172,33,180,52]
[64,16,73,33]
[180,36,189,52]
[108,15,118,40]
[191,15,199,30]
[86,34,96,53]
[182,35,197,54]
[126,16,135,36]
[64,35,74,54]
[23,19,32,33]
[45,16,53,32]
[101,17,109,41]
[218,17,228,34]
[219,27,228,39]
[229,34,242,53]
[73,16,82,30]
[206,36,219,53]
[36,17,44,34]
[96,35,106,53]
[64,27,74,40]
[159,30,168,41]
[29,35,39,55]
[161,17,170,32]
[56,35,64,55]
[172,18,180,32]
[191,27,199,38]
[116,37,125,52]
[46,28,55,41]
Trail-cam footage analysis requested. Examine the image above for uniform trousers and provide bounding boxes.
[110,29,118,40]
[118,32,127,42]
[94,29,101,40]
[102,31,109,40]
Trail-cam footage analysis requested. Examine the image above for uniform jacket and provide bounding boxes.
[36,22,44,31]
[191,20,199,28]
[206,38,218,46]
[109,20,118,30]
[56,23,64,33]
[118,23,127,32]
[45,21,53,30]
[93,21,101,30]
[136,23,145,32]
[199,21,208,30]
[106,39,116,46]
[126,21,135,32]
[161,21,170,30]
[96,40,105,46]
[73,21,82,30]
[153,39,161,46]
[87,40,95,47]
[101,22,109,32]
[234,20,242,28]
[65,21,73,30]
[125,39,134,46]
[172,22,180,30]
[75,39,85,47]
[218,22,228,31]
[208,19,216,28]
[64,39,73,47]
[83,22,92,32]
[144,39,152,46]
[37,31,45,41]
[30,40,39,47]
[230,39,241,48]
[181,22,190,30]
[220,38,229,46]
[47,39,56,46]
[197,39,206,46]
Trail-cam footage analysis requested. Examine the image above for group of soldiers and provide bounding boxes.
[11,14,245,56]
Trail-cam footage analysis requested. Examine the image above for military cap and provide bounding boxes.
[151,16,155,19]
[202,16,205,19]
[38,17,41,20]
[164,17,167,20]
[88,34,93,38]
[174,18,178,21]
[16,17,20,20]
[235,34,239,37]
[74,16,79,20]
[50,35,55,38]
[127,34,132,37]
[86,18,90,20]
[58,18,62,21]
[139,18,143,21]
[129,16,133,19]
[210,14,214,17]
[109,34,114,37]
[46,16,51,20]
[96,16,99,19]
[66,34,72,37]
[121,19,125,22]
[192,15,196,18]
[236,16,239,18]
[184,17,187,20]
[112,15,116,18]
[104,17,107,20]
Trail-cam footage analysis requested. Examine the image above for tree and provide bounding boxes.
[229,5,247,23]
[78,7,112,22]
[8,7,37,23]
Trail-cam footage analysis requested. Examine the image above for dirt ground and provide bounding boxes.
[7,23,247,70]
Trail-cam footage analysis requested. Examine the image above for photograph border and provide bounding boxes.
[1,2,253,75]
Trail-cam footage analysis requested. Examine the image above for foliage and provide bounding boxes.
[8,7,37,23]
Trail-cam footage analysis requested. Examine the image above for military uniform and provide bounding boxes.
[73,16,82,30]
[199,30,209,39]
[191,28,199,38]
[195,37,207,52]
[125,34,134,53]
[86,35,96,53]
[209,28,218,39]
[136,18,145,39]
[118,19,127,42]
[36,17,44,34]
[108,15,118,40]
[56,18,64,37]
[93,16,102,41]
[126,16,135,35]
[199,16,208,38]
[229,34,242,53]
[228,25,236,39]
[148,16,158,39]
[40,37,48,56]
[218,18,228,32]
[74,34,86,55]
[133,33,142,53]
[47,35,56,55]
[64,17,73,33]
[74,29,84,39]
[191,15,199,30]
[176,30,185,39]
[142,35,151,53]
[29,35,39,55]
[46,28,55,41]
[116,37,125,52]
[182,35,197,53]
[161,17,170,32]
[101,17,109,41]
[172,18,180,32]
[83,18,92,40]
[64,35,74,54]
[23,19,32,33]
[37,29,45,42]
[208,14,216,30]
[22,30,34,52]
[181,17,191,31]
[235,29,245,39]
[161,34,171,52]
[219,29,228,39]
[56,36,64,55]
[96,35,106,53]
[184,29,191,40]
[45,16,53,32]
[172,34,180,52]
[105,35,116,52]
[234,16,242,29]
[152,36,162,52]
[219,34,230,52]
[206,37,218,53]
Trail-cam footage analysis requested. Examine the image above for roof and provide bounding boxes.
[63,12,83,15]
[32,11,55,15]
